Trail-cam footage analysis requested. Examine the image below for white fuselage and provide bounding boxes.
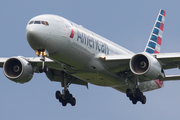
[26,14,160,93]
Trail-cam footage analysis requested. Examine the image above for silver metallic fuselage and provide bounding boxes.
[26,14,160,93]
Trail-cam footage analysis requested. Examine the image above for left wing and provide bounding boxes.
[100,54,133,73]
[100,52,180,81]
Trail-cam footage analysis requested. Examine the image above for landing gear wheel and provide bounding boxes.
[55,91,61,99]
[62,100,67,106]
[55,72,76,107]
[141,95,146,104]
[70,97,76,106]
[132,98,137,104]
[55,89,76,106]
[38,65,49,73]
[38,66,43,73]
[126,89,132,97]
[126,88,147,105]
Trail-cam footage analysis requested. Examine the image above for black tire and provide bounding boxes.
[71,97,76,106]
[62,100,67,106]
[141,95,146,104]
[65,90,70,95]
[65,90,71,99]
[129,95,133,101]
[38,66,43,73]
[135,88,143,100]
[55,91,61,99]
[126,89,132,97]
[136,88,140,93]
[59,96,63,103]
[69,94,73,99]
[132,98,137,104]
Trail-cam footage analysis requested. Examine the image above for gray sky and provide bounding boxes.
[0,0,180,120]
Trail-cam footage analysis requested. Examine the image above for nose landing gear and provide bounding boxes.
[35,50,49,73]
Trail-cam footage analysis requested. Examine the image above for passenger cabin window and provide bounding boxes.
[28,20,49,26]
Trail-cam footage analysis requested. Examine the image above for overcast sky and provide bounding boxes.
[0,0,180,120]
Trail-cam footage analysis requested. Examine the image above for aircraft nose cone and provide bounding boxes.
[26,25,44,50]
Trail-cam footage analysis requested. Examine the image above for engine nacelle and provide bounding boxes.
[3,56,34,83]
[129,52,164,80]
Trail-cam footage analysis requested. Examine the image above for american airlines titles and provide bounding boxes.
[76,29,109,55]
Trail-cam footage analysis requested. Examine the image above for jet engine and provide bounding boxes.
[3,56,34,83]
[129,52,164,80]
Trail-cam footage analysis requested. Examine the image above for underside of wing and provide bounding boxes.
[46,68,88,87]
[100,52,180,82]
[100,54,133,73]
[0,56,88,87]
[0,58,8,67]
[154,53,180,69]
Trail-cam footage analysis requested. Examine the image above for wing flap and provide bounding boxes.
[100,54,133,73]
[154,53,180,69]
[101,52,180,73]
[160,75,180,81]
[104,54,133,61]
[0,58,8,67]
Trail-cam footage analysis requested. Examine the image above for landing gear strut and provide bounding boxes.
[55,72,76,106]
[35,50,49,73]
[38,56,48,73]
[126,88,146,105]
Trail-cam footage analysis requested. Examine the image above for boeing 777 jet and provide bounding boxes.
[1,9,180,106]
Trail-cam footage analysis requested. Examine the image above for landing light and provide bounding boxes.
[100,56,105,59]
[40,51,47,56]
[35,51,40,56]
[35,50,47,57]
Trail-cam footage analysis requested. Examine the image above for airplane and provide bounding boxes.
[1,9,180,106]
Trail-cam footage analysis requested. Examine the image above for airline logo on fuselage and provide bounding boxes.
[76,29,109,55]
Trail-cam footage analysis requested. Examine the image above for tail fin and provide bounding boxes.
[144,9,166,54]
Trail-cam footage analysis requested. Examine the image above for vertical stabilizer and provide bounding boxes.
[144,9,166,54]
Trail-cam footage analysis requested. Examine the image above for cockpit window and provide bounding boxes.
[34,21,41,24]
[41,21,49,26]
[29,21,34,24]
[45,21,49,26]
[41,21,45,25]
[28,20,49,26]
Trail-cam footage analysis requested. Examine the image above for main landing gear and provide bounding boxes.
[126,88,146,105]
[55,89,76,106]
[55,72,76,106]
[36,50,76,107]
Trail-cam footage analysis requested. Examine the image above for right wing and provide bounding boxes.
[100,52,180,82]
